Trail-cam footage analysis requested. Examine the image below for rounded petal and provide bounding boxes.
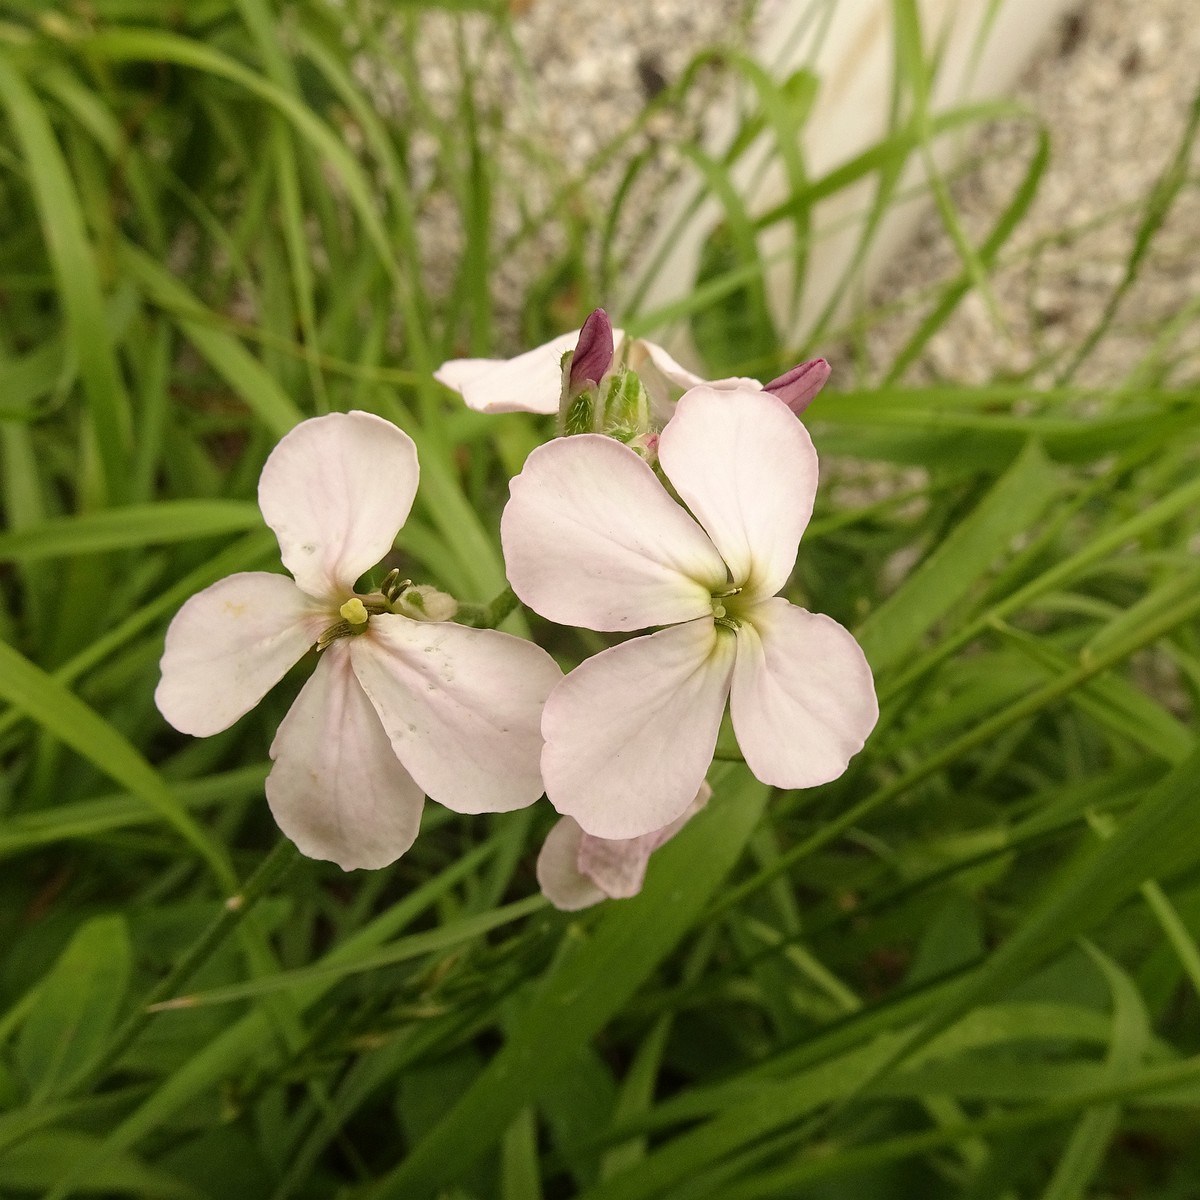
[542,620,735,839]
[536,818,606,912]
[266,644,425,870]
[576,781,711,899]
[658,386,818,601]
[258,411,419,602]
[155,572,326,737]
[730,598,878,790]
[501,435,726,631]
[437,330,629,415]
[350,616,562,815]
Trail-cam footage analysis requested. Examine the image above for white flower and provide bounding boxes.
[501,386,878,840]
[536,785,710,911]
[156,411,562,870]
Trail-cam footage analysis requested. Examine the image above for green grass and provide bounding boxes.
[1,2,1199,1198]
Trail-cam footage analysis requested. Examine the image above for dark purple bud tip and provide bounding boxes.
[764,357,831,416]
[569,309,615,392]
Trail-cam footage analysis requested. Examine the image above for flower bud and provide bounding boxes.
[394,584,459,623]
[568,308,614,393]
[764,358,831,416]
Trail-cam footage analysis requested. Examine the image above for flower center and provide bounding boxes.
[340,597,369,625]
[315,571,459,651]
[318,595,381,650]
[711,584,744,632]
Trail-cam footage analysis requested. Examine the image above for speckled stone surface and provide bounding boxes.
[347,0,756,345]
[857,0,1200,388]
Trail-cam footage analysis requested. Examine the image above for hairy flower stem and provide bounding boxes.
[454,586,520,629]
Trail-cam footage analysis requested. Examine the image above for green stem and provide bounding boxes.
[67,838,300,1095]
[455,586,521,629]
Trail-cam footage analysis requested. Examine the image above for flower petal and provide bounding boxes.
[436,330,630,415]
[658,386,818,600]
[350,615,562,814]
[266,643,425,870]
[730,597,878,789]
[432,356,501,393]
[629,338,707,390]
[258,411,419,602]
[535,818,607,912]
[501,435,726,631]
[155,572,326,737]
[628,339,759,422]
[575,781,710,899]
[541,620,735,839]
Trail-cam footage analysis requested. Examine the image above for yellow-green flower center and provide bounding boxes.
[711,584,744,631]
[340,597,370,625]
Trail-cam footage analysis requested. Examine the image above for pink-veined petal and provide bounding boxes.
[659,386,818,601]
[575,781,710,900]
[350,616,562,814]
[501,435,726,631]
[266,644,425,870]
[258,411,419,602]
[730,597,878,790]
[155,572,326,737]
[541,620,735,839]
[536,818,607,912]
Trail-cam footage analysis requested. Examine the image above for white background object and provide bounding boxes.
[625,0,1082,355]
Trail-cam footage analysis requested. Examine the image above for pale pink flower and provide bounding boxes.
[435,318,829,421]
[501,386,878,841]
[156,411,562,870]
[536,785,710,911]
[435,324,754,419]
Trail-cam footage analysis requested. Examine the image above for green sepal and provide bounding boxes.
[562,387,595,436]
[600,367,649,434]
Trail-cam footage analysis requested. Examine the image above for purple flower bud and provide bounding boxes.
[568,309,615,393]
[764,357,831,416]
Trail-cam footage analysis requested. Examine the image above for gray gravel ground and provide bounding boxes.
[857,0,1200,388]
[348,0,756,344]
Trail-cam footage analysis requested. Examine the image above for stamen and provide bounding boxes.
[317,620,352,651]
[381,571,413,604]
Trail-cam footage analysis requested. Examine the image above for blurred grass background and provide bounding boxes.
[0,1,1199,1197]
